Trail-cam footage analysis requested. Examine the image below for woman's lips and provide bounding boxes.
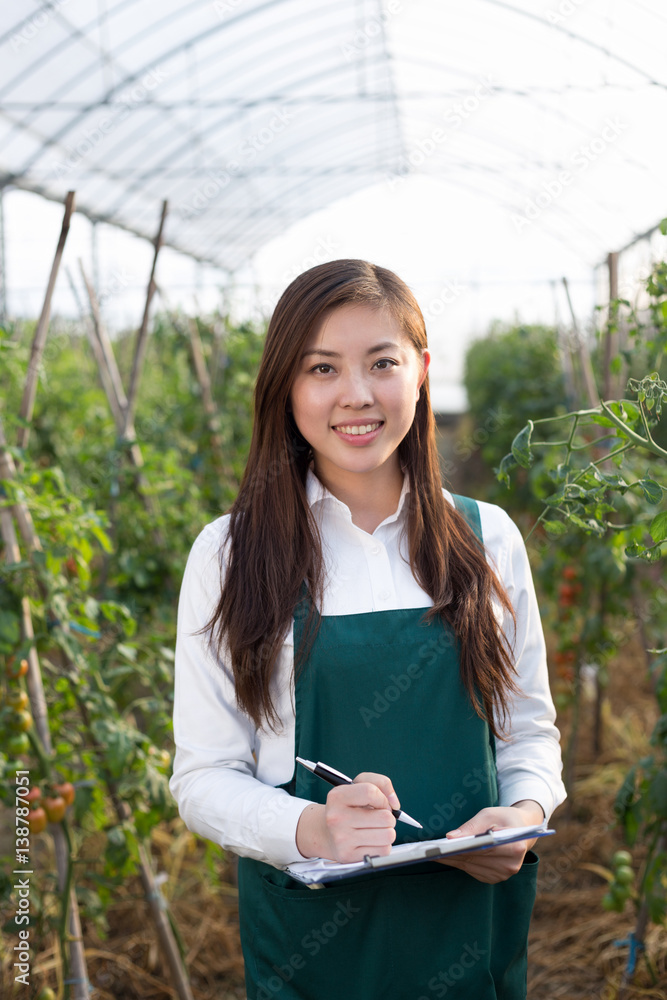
[332,421,384,443]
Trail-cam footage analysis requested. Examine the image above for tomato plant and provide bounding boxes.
[0,309,264,993]
[496,238,667,982]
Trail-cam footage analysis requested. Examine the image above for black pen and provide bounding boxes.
[296,757,423,829]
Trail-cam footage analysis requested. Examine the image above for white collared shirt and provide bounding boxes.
[169,471,566,866]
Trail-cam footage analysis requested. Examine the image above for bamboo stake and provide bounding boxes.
[209,318,226,391]
[604,251,620,400]
[122,201,168,441]
[156,288,231,478]
[76,263,129,427]
[17,192,76,452]
[75,262,165,549]
[66,266,123,429]
[562,277,599,408]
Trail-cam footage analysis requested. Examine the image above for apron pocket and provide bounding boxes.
[240,858,511,1000]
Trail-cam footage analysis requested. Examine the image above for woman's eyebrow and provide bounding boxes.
[301,341,401,359]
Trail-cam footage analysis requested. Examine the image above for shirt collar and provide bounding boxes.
[305,467,411,528]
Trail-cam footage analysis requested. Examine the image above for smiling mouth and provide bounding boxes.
[333,422,383,436]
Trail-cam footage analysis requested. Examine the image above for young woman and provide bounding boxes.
[170,259,566,1000]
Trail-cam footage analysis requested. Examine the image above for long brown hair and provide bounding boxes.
[205,259,517,737]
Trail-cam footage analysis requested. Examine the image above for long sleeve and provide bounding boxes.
[168,519,313,866]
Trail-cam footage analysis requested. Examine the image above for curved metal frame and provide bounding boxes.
[0,0,665,275]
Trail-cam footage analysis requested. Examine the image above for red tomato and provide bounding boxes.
[6,658,29,679]
[562,566,578,581]
[54,782,76,806]
[43,795,67,824]
[26,787,42,805]
[28,806,47,834]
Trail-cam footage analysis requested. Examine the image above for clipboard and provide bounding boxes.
[284,824,554,885]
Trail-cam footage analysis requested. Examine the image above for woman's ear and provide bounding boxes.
[417,349,431,395]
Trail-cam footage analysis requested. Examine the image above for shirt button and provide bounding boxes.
[370,544,381,555]
[379,590,391,601]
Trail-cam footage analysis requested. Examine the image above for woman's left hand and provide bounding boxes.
[439,799,544,884]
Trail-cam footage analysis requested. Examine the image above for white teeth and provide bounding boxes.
[337,422,381,435]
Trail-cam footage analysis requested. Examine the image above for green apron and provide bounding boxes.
[238,496,538,1000]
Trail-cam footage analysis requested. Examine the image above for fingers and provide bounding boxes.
[441,805,538,883]
[442,842,528,883]
[352,772,401,811]
[322,778,398,862]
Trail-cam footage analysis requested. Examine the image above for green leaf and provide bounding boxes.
[0,609,20,647]
[647,772,667,818]
[89,521,113,554]
[511,421,534,469]
[649,511,667,544]
[496,452,517,486]
[597,472,628,490]
[566,512,605,535]
[634,479,663,504]
[542,519,568,536]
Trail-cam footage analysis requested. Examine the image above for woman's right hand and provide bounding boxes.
[295,772,399,862]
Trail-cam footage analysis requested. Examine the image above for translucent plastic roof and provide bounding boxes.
[1,0,666,277]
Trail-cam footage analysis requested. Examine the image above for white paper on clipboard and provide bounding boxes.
[284,824,554,885]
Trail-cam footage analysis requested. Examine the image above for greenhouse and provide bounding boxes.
[1,2,666,998]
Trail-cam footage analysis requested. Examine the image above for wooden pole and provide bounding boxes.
[122,201,168,441]
[562,277,599,408]
[77,262,129,426]
[604,251,619,399]
[17,191,76,452]
[156,287,231,478]
[75,262,165,546]
[67,267,124,428]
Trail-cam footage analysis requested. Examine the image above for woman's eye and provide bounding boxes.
[311,363,334,374]
[373,358,397,370]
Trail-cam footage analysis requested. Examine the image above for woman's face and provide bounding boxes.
[289,303,429,491]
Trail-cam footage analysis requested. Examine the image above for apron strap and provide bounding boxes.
[451,493,483,544]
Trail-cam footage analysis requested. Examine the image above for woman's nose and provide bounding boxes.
[337,371,374,408]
